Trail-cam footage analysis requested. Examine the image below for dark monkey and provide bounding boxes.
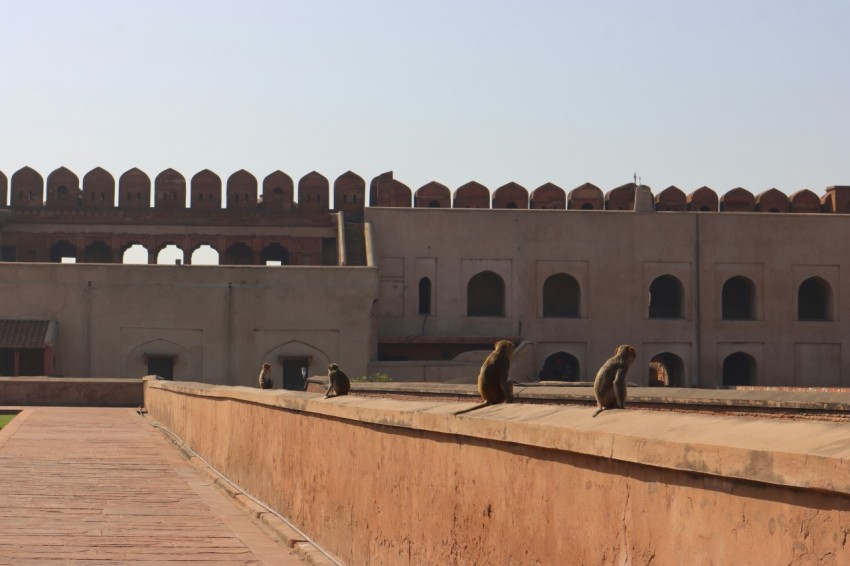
[325,363,351,398]
[592,345,636,417]
[258,363,272,389]
[455,340,515,415]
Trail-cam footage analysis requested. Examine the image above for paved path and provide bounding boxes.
[0,407,305,565]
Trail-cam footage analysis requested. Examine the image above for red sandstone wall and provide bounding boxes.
[0,377,143,406]
[145,381,850,565]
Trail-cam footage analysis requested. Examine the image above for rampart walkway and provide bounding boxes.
[0,407,303,565]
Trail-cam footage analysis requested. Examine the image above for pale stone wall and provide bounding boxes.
[145,380,850,565]
[0,263,377,383]
[367,207,850,387]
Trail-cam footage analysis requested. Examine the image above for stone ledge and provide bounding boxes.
[147,380,850,495]
[350,381,850,410]
[1,377,144,406]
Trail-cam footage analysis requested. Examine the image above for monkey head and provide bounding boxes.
[262,363,271,370]
[616,345,637,365]
[494,340,515,358]
[328,363,339,372]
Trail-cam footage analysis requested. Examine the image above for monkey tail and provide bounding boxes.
[454,402,489,416]
[592,406,605,418]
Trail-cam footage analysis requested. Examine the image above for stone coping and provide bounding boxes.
[147,379,850,495]
[350,381,850,410]
[0,376,143,383]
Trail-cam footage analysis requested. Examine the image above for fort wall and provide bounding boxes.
[2,165,848,213]
[144,379,850,565]
[0,263,376,382]
[368,207,850,387]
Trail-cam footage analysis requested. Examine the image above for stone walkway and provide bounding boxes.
[0,407,305,565]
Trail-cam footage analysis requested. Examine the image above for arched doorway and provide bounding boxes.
[539,352,580,382]
[722,352,756,387]
[648,353,685,387]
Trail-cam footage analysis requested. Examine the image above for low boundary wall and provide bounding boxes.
[144,380,850,565]
[0,377,143,406]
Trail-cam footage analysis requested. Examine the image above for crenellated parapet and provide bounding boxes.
[0,165,847,215]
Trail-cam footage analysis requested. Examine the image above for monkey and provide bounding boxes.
[592,345,636,417]
[455,340,515,415]
[258,363,272,389]
[325,363,351,398]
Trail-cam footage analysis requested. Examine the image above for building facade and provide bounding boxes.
[1,165,849,387]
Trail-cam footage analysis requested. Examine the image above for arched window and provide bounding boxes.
[224,243,253,265]
[467,271,505,317]
[649,275,684,319]
[798,277,831,321]
[418,277,432,315]
[261,243,290,266]
[190,245,220,266]
[722,276,754,320]
[49,241,77,263]
[722,352,756,387]
[83,241,113,263]
[122,244,149,264]
[156,244,185,265]
[539,352,580,381]
[648,353,685,387]
[542,273,580,318]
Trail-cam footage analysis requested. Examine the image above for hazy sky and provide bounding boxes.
[1,0,847,203]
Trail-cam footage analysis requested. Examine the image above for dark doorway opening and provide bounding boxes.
[648,353,685,387]
[722,276,754,320]
[0,348,45,376]
[542,273,580,318]
[261,243,290,265]
[282,358,309,390]
[648,275,683,319]
[0,349,15,376]
[418,277,432,315]
[722,352,755,387]
[49,240,77,263]
[798,277,830,321]
[147,355,175,380]
[467,271,505,317]
[539,352,580,381]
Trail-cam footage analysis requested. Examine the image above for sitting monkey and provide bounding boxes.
[592,345,636,417]
[325,363,351,398]
[455,340,515,415]
[258,362,273,389]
